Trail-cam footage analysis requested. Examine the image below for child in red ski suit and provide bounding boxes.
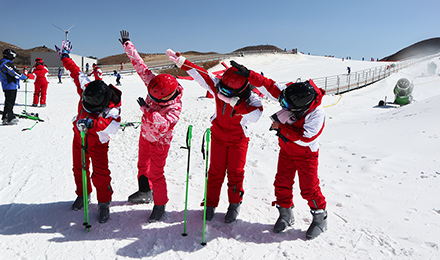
[89,63,103,81]
[231,61,328,239]
[29,58,49,107]
[167,50,263,223]
[56,40,122,223]
[120,30,182,222]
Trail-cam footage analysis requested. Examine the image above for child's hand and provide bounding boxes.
[166,49,181,63]
[119,30,130,45]
[271,121,280,130]
[137,97,147,107]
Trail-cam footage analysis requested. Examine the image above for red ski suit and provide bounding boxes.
[177,57,263,207]
[62,57,122,204]
[30,64,49,105]
[90,66,103,81]
[123,41,182,206]
[247,71,327,210]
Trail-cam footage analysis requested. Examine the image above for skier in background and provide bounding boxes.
[29,57,49,107]
[58,67,63,84]
[23,66,29,82]
[167,49,263,224]
[120,30,183,223]
[0,49,27,125]
[55,40,122,223]
[89,63,103,81]
[113,70,121,86]
[231,61,328,240]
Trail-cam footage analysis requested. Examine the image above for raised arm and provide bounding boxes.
[119,30,155,87]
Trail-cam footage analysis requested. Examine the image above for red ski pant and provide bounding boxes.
[72,137,113,203]
[274,144,326,210]
[33,82,48,105]
[137,136,170,206]
[206,135,249,207]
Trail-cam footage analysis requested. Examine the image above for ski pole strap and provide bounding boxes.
[201,129,206,160]
[186,125,193,148]
[201,128,211,160]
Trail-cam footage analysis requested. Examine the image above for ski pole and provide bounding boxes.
[180,125,193,237]
[79,124,92,232]
[24,81,28,114]
[22,121,38,131]
[201,128,211,246]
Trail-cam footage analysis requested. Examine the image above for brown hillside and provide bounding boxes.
[0,41,55,67]
[381,37,440,61]
[234,44,283,52]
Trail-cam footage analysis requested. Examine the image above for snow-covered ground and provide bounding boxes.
[1,53,439,260]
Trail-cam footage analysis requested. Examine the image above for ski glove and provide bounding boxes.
[77,118,94,131]
[55,40,72,60]
[137,97,147,107]
[166,49,185,67]
[230,60,250,78]
[119,30,130,45]
[218,93,240,107]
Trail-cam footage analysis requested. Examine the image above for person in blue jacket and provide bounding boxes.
[0,49,27,125]
[113,70,121,86]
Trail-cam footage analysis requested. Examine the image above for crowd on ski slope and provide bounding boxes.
[0,30,328,240]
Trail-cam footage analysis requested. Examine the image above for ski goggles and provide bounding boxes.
[279,93,309,113]
[217,80,249,98]
[148,89,178,103]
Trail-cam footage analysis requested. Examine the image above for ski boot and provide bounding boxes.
[306,209,327,240]
[273,205,295,233]
[98,202,110,223]
[225,202,241,223]
[128,175,153,204]
[205,207,215,221]
[149,205,165,223]
[128,190,153,204]
[2,118,18,125]
[71,195,90,211]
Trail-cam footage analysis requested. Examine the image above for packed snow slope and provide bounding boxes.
[1,53,439,260]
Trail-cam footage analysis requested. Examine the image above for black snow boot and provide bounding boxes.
[149,205,165,223]
[273,206,295,233]
[224,202,241,223]
[71,195,90,211]
[98,202,110,224]
[306,209,328,240]
[128,190,153,204]
[205,207,215,221]
[128,175,153,204]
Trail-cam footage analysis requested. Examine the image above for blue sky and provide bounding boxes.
[1,0,438,60]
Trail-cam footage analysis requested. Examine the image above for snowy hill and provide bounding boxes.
[1,53,439,259]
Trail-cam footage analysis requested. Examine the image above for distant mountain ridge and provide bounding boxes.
[2,38,439,66]
[380,37,440,61]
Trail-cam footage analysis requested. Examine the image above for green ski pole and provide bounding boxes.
[24,81,28,114]
[201,128,210,246]
[181,125,193,237]
[80,125,92,232]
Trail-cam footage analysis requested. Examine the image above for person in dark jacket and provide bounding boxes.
[0,49,27,125]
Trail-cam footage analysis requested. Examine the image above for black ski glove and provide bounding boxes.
[137,97,147,107]
[230,60,250,78]
[119,30,130,45]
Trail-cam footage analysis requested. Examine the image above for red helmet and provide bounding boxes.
[218,67,248,97]
[35,57,43,62]
[148,74,179,102]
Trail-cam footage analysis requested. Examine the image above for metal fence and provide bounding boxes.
[49,50,435,96]
[312,54,437,95]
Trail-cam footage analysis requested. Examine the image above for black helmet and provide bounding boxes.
[82,80,111,113]
[279,81,316,116]
[3,49,17,60]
